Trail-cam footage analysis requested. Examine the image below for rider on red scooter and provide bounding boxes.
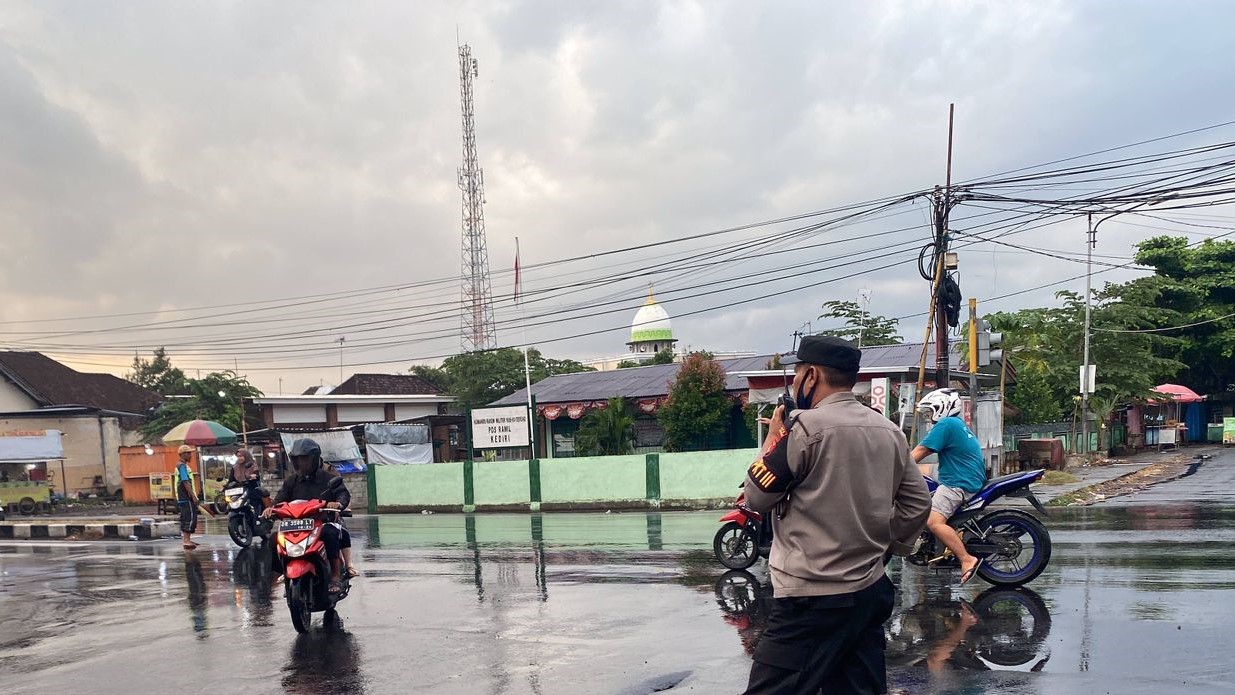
[263,438,351,594]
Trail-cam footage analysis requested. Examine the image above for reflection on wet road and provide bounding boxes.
[2,501,1235,694]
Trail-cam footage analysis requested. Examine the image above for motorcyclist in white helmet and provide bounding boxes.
[910,388,988,584]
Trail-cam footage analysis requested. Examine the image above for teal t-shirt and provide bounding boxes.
[176,462,193,502]
[921,416,987,493]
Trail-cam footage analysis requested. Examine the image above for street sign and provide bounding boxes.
[149,473,175,500]
[470,406,531,449]
[1079,365,1096,394]
[870,378,889,416]
[897,383,917,429]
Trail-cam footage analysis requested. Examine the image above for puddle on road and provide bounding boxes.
[3,507,1235,694]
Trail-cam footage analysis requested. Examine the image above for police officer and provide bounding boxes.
[741,335,932,695]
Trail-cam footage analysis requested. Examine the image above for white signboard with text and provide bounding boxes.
[471,406,531,449]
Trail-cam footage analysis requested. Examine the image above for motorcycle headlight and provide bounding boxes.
[287,541,307,558]
[228,497,245,509]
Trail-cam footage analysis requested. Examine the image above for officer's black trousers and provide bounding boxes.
[742,575,895,695]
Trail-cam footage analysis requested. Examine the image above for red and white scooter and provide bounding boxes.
[272,498,351,632]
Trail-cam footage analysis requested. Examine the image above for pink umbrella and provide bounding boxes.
[1149,384,1206,404]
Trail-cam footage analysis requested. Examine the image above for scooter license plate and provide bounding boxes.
[279,519,315,532]
[225,488,245,496]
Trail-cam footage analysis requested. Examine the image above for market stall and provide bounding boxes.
[0,429,63,514]
[1146,384,1206,450]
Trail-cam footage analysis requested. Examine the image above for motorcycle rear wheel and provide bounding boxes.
[714,522,759,570]
[973,509,1052,587]
[287,578,312,633]
[971,588,1052,666]
[228,515,254,548]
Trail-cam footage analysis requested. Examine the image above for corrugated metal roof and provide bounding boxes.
[490,344,958,406]
[491,354,774,406]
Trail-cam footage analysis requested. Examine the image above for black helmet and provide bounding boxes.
[288,438,322,476]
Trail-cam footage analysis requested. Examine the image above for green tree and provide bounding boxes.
[616,360,641,369]
[650,348,676,365]
[1088,390,1121,453]
[817,300,902,346]
[141,370,263,442]
[409,365,451,392]
[658,352,732,451]
[1124,235,1235,395]
[574,398,637,456]
[1006,366,1060,424]
[126,347,189,395]
[985,286,1184,422]
[431,348,595,411]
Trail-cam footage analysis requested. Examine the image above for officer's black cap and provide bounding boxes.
[781,335,861,372]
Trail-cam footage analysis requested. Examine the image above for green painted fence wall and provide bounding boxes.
[373,463,464,511]
[659,449,758,501]
[473,460,531,507]
[371,448,760,513]
[540,454,647,505]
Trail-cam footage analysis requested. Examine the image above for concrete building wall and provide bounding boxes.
[0,380,38,411]
[272,405,327,424]
[337,404,385,423]
[0,415,127,497]
[394,404,437,421]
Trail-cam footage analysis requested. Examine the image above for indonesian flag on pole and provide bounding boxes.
[514,237,522,304]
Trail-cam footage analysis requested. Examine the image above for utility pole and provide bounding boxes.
[1081,212,1096,456]
[1078,197,1171,455]
[968,298,979,398]
[857,288,872,349]
[935,104,956,390]
[457,43,497,352]
[337,336,345,385]
[913,104,958,442]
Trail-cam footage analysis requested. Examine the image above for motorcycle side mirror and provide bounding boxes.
[215,477,225,483]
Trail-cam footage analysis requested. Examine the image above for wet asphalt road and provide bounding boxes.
[2,452,1234,695]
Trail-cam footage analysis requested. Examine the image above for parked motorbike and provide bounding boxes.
[713,493,773,570]
[271,499,352,633]
[219,477,273,548]
[905,469,1052,586]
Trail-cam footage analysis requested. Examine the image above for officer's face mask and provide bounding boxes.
[793,366,819,411]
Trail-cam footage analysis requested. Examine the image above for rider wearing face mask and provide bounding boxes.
[740,335,932,695]
[264,438,352,594]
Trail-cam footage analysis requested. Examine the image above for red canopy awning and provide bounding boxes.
[1149,384,1206,404]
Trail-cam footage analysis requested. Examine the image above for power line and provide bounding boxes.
[1091,311,1235,333]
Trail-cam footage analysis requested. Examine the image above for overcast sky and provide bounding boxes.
[2,1,1234,393]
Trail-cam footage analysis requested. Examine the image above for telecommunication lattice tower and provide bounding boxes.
[457,44,497,352]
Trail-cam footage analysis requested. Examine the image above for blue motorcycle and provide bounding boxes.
[905,469,1052,586]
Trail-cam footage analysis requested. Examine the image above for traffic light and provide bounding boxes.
[976,320,1004,367]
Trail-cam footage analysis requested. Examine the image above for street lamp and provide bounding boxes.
[1081,196,1176,456]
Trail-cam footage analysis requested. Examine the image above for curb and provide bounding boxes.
[0,520,179,541]
[1044,462,1186,507]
